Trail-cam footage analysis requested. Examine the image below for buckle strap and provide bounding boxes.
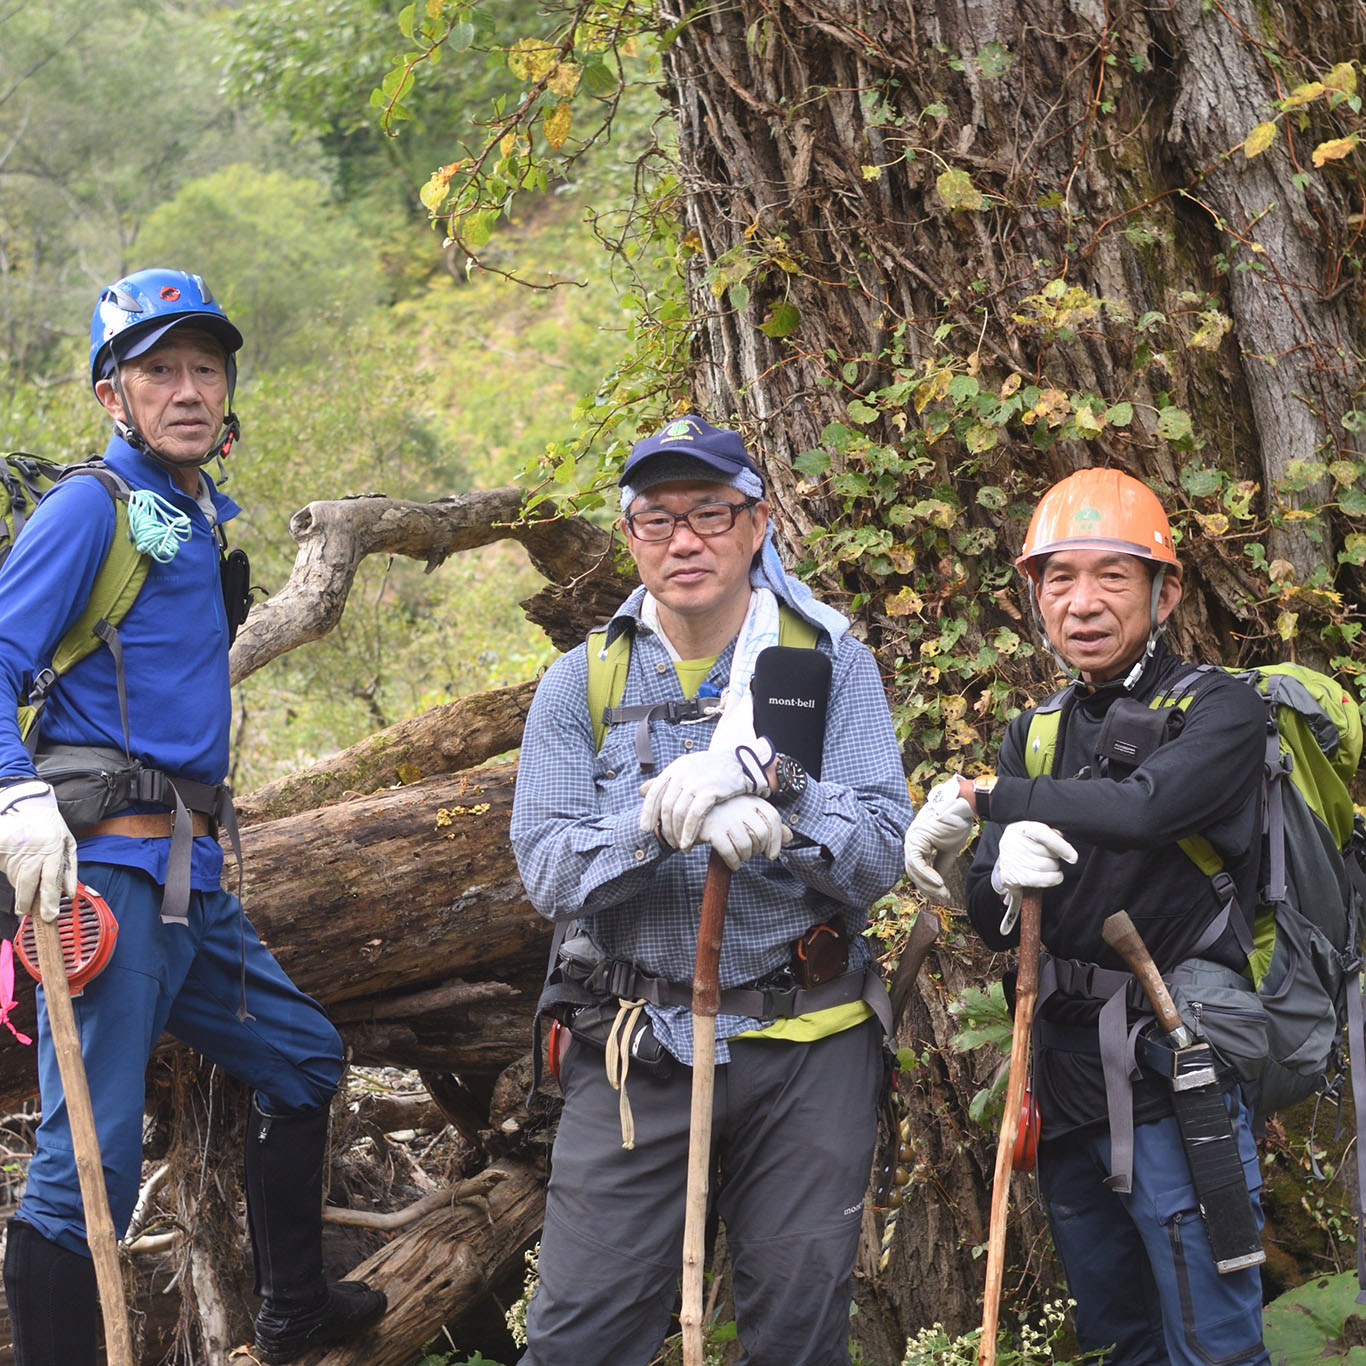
[602,696,724,771]
[593,959,874,1020]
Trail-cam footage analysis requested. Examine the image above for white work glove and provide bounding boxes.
[903,777,976,903]
[694,794,791,870]
[0,781,77,924]
[991,820,1077,935]
[640,740,774,850]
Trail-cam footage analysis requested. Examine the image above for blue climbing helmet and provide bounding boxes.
[89,268,244,463]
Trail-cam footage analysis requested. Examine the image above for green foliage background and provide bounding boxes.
[0,0,670,791]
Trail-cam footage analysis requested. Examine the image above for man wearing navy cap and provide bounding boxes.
[511,416,911,1364]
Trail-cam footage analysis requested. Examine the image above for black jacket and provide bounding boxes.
[965,641,1267,1134]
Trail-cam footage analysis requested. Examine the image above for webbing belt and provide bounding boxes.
[1037,903,1233,1195]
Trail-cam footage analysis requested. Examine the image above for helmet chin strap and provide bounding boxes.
[1035,565,1171,694]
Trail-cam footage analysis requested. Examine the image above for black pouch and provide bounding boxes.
[220,547,254,646]
[563,999,674,1081]
[34,744,142,828]
[1094,697,1180,778]
[793,914,849,987]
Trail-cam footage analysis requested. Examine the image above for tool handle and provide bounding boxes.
[978,891,1042,1366]
[690,850,732,1017]
[1101,910,1184,1037]
[682,849,732,1366]
[32,913,135,1366]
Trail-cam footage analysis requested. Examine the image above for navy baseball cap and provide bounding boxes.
[618,416,765,493]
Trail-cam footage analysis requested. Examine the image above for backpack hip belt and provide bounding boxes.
[583,955,880,1022]
[36,743,240,930]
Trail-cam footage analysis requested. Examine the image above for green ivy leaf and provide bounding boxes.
[846,398,879,424]
[1156,406,1193,443]
[1105,401,1134,427]
[976,485,1008,510]
[1179,465,1224,497]
[1340,487,1366,516]
[794,447,831,478]
[581,61,618,97]
[758,300,801,338]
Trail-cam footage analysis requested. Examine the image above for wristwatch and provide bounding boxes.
[973,775,997,821]
[772,753,808,804]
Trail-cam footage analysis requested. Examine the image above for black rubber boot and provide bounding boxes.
[244,1100,387,1364]
[2,1217,98,1366]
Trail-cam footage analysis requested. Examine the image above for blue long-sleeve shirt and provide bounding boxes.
[0,435,238,889]
[510,586,912,1065]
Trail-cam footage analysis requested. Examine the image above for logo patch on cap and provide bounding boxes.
[664,419,698,440]
[159,286,181,301]
[1073,504,1101,531]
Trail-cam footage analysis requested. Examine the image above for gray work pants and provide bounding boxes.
[521,1016,882,1366]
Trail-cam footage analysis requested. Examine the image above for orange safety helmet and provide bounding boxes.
[1016,468,1178,583]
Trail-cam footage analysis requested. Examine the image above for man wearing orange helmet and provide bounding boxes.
[904,468,1270,1364]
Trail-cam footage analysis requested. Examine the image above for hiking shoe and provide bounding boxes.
[253,1280,387,1364]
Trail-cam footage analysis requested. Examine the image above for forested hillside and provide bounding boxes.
[3,1,1366,1364]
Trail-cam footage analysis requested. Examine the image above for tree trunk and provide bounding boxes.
[655,0,1363,1346]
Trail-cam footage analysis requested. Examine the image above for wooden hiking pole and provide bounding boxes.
[31,907,135,1366]
[680,850,732,1366]
[978,891,1042,1366]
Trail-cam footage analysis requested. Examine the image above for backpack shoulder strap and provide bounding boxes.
[587,624,633,754]
[47,465,149,679]
[777,605,819,650]
[1024,686,1072,778]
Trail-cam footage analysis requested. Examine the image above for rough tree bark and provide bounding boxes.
[656,0,1364,1340]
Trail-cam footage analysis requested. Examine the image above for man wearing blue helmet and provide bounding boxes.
[0,269,387,1363]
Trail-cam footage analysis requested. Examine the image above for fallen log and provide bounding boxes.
[224,1161,547,1366]
[0,759,552,1114]
[235,682,537,825]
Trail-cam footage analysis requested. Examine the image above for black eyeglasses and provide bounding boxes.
[624,497,760,542]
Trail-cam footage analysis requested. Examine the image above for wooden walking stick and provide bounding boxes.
[680,850,732,1366]
[30,899,135,1366]
[978,891,1042,1366]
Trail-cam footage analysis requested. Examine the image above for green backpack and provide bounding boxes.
[0,453,148,745]
[1025,661,1366,1116]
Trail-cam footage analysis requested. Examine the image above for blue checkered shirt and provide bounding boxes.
[510,588,912,1065]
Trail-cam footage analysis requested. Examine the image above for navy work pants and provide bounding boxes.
[18,863,343,1256]
[521,1016,882,1366]
[1037,1087,1269,1365]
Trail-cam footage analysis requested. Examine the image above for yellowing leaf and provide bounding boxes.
[508,37,556,83]
[1268,558,1296,583]
[1324,63,1357,96]
[1189,310,1232,350]
[1276,610,1298,642]
[1243,122,1277,158]
[885,586,925,617]
[1030,389,1070,427]
[543,102,572,149]
[1283,81,1325,109]
[1074,406,1105,434]
[1312,136,1359,167]
[913,368,952,413]
[861,164,881,179]
[1197,512,1230,535]
[935,168,985,211]
[548,60,582,97]
[999,373,1022,398]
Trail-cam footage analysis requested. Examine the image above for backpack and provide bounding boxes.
[0,453,148,746]
[1024,661,1366,1118]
